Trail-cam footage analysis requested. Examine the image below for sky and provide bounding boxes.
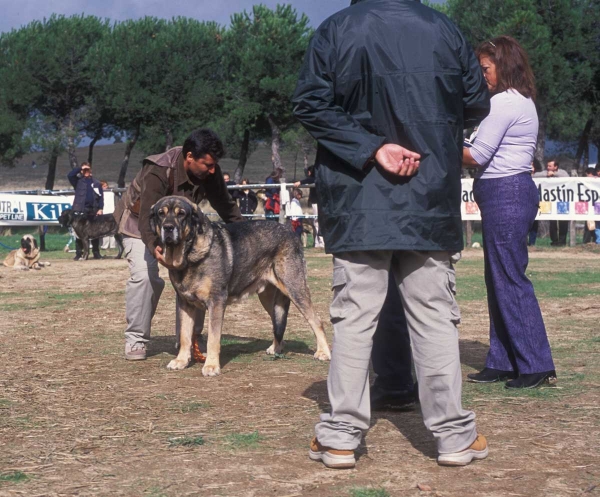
[0,0,443,34]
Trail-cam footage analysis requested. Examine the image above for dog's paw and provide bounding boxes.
[44,262,51,267]
[202,363,221,377]
[314,349,331,361]
[266,342,284,355]
[166,358,190,371]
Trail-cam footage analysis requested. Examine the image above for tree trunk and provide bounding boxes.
[117,123,141,188]
[268,114,283,172]
[165,129,174,151]
[574,118,593,172]
[67,116,79,169]
[87,130,102,165]
[302,144,311,173]
[535,117,546,165]
[233,128,250,183]
[45,147,60,191]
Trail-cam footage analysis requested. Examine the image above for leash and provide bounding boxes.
[0,240,17,250]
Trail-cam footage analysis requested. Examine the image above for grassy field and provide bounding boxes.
[0,241,599,496]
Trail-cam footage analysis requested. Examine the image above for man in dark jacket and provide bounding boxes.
[68,162,104,260]
[113,129,243,360]
[293,0,490,468]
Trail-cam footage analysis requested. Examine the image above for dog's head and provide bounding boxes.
[150,196,204,248]
[20,234,38,256]
[58,209,73,228]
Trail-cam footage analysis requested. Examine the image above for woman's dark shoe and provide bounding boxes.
[505,370,557,389]
[467,368,517,383]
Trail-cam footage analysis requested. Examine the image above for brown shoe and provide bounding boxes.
[125,342,147,361]
[437,434,489,466]
[308,437,355,469]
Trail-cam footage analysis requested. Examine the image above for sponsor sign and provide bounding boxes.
[461,178,600,221]
[0,192,115,226]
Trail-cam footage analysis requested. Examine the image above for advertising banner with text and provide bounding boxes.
[461,178,600,221]
[0,192,115,226]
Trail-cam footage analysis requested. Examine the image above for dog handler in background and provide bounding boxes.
[113,129,243,361]
[68,162,104,260]
[293,0,490,468]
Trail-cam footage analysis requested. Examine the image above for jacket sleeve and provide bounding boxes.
[138,166,170,253]
[458,31,491,128]
[204,167,244,224]
[67,168,81,188]
[292,27,385,172]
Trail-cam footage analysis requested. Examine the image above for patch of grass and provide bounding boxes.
[0,291,99,312]
[225,430,263,449]
[178,401,210,413]
[0,399,12,408]
[168,435,205,447]
[349,488,390,497]
[0,471,28,483]
[263,352,289,361]
[145,486,167,497]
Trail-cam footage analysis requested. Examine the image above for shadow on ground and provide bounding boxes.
[147,334,315,368]
[302,379,437,460]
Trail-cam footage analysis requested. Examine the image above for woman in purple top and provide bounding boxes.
[463,36,556,389]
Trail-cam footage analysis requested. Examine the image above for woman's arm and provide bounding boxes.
[462,147,480,167]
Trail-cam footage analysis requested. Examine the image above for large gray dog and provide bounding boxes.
[58,208,124,260]
[149,195,331,377]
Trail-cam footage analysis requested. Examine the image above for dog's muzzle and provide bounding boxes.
[161,224,180,245]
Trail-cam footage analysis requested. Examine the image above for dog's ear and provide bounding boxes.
[190,203,204,235]
[33,237,38,249]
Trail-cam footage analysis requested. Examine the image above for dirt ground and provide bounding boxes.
[0,249,599,497]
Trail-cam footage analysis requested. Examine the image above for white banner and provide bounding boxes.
[0,192,115,226]
[461,177,600,221]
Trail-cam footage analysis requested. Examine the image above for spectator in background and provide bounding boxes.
[99,180,117,250]
[528,158,543,246]
[534,159,569,246]
[264,168,283,218]
[294,166,324,248]
[463,36,556,389]
[289,188,304,238]
[237,178,258,216]
[68,162,104,260]
[223,171,237,187]
[583,168,597,244]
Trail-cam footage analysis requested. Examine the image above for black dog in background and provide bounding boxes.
[58,209,124,260]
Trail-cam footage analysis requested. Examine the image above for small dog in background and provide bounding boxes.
[58,209,124,260]
[3,234,51,270]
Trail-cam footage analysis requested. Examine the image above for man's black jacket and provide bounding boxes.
[292,0,490,253]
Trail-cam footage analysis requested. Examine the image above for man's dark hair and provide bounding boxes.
[532,157,543,173]
[223,171,231,177]
[585,167,596,177]
[182,129,224,161]
[547,158,560,169]
[595,164,600,175]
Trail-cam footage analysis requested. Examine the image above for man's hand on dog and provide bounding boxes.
[154,246,175,270]
[375,144,420,177]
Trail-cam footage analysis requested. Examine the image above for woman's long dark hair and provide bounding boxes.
[476,36,536,100]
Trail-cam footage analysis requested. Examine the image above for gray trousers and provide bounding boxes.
[123,237,204,345]
[315,250,477,454]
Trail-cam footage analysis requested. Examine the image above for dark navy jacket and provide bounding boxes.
[292,0,490,253]
[68,168,104,213]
